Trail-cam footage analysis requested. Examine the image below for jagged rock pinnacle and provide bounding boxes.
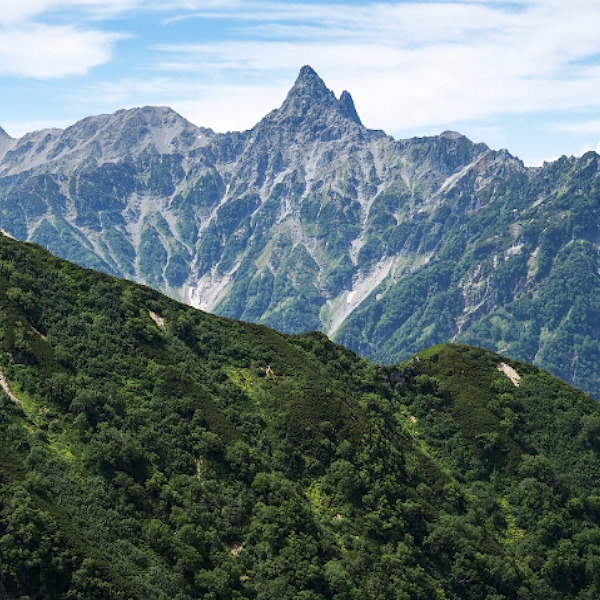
[295,65,327,88]
[285,65,333,104]
[298,65,320,80]
[277,66,363,127]
[0,126,14,161]
[339,90,362,126]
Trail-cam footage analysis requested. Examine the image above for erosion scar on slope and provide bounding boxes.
[149,310,165,330]
[497,362,521,387]
[0,366,20,404]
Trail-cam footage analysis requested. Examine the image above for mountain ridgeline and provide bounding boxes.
[2,67,600,397]
[1,233,600,599]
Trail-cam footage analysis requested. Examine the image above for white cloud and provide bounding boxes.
[552,119,600,134]
[0,24,125,78]
[0,0,133,79]
[574,140,600,156]
[0,1,64,25]
[2,118,74,138]
[3,0,600,165]
[79,76,288,132]
[0,0,244,26]
[528,137,600,167]
[172,84,287,133]
[0,0,146,25]
[152,0,600,136]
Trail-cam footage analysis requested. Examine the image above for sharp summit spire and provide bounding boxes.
[278,65,362,126]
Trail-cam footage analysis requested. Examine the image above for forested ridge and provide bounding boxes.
[1,234,600,599]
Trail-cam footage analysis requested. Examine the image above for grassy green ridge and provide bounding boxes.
[1,235,600,599]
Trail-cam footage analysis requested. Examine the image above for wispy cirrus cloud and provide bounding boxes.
[0,0,135,79]
[2,1,600,165]
[0,24,126,78]
[150,0,600,137]
[552,119,600,135]
[0,0,147,25]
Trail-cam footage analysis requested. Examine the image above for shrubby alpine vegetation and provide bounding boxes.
[2,234,600,598]
[1,67,600,397]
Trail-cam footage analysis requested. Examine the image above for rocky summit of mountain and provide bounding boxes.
[0,106,211,176]
[0,126,14,162]
[273,64,363,128]
[2,232,600,599]
[1,67,600,398]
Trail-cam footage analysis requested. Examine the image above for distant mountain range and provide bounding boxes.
[2,66,600,397]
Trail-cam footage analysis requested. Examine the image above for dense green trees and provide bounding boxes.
[1,235,600,598]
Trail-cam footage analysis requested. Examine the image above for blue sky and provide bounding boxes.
[1,0,600,166]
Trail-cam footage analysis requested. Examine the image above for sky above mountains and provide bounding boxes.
[1,0,600,166]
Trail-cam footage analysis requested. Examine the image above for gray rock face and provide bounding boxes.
[0,127,14,163]
[0,106,211,176]
[2,67,600,397]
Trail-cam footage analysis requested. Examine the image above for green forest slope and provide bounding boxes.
[1,234,600,599]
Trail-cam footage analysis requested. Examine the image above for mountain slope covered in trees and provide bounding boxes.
[1,67,600,397]
[1,234,600,599]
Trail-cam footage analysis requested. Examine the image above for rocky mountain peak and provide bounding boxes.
[440,130,466,140]
[339,90,362,125]
[0,126,15,162]
[290,65,331,96]
[275,66,363,128]
[278,65,336,116]
[107,105,198,131]
[62,105,203,148]
[0,106,210,176]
